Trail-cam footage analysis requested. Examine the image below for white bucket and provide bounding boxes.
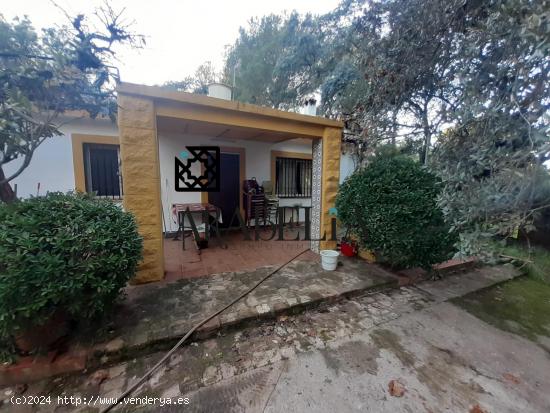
[320,250,339,271]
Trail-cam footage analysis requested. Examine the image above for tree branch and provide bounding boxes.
[0,152,34,185]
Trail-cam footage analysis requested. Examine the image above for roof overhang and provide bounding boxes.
[117,82,343,142]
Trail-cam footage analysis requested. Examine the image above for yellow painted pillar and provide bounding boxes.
[118,93,164,283]
[320,127,341,250]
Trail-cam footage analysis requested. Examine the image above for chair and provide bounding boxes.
[243,180,263,226]
[262,180,279,225]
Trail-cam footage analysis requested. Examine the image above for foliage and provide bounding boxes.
[0,4,143,201]
[223,12,324,109]
[429,0,550,255]
[336,154,456,269]
[0,192,143,341]
[162,61,221,94]
[322,0,469,163]
[433,120,550,256]
[322,0,549,166]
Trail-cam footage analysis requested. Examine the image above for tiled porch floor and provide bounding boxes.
[164,227,317,281]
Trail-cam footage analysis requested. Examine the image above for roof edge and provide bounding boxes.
[117,82,344,129]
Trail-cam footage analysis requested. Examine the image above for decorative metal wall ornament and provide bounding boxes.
[175,146,220,192]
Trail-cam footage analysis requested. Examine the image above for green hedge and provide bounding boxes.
[0,192,143,340]
[336,155,456,269]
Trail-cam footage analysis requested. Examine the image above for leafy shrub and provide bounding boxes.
[0,192,142,340]
[336,155,456,269]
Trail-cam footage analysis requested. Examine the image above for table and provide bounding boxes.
[171,203,222,252]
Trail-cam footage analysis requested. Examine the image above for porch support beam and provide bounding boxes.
[319,127,342,251]
[118,93,165,283]
[156,102,326,139]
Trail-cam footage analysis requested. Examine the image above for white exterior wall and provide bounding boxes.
[4,117,118,198]
[158,132,313,232]
[4,116,321,233]
[339,152,356,184]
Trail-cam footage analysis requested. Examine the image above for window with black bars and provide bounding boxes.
[83,143,123,199]
[275,157,312,198]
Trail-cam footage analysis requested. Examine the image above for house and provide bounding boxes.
[7,82,350,284]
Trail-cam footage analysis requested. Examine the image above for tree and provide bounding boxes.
[322,0,470,163]
[223,12,323,110]
[162,61,221,94]
[222,1,467,160]
[434,120,549,256]
[332,0,549,254]
[431,0,550,255]
[0,4,143,202]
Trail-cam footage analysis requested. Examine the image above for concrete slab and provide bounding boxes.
[262,302,550,413]
[416,264,519,302]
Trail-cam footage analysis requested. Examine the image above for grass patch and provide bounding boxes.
[454,242,550,346]
[494,242,550,283]
[453,277,550,342]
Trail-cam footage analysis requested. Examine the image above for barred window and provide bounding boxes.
[83,143,123,199]
[275,157,312,198]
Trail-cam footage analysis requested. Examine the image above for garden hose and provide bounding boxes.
[100,247,311,413]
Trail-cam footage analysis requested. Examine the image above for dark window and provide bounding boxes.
[83,143,123,199]
[275,157,312,198]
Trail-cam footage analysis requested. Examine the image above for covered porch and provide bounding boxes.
[117,83,343,283]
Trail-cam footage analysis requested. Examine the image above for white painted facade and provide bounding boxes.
[5,116,356,233]
[158,132,314,232]
[4,116,117,199]
[339,152,356,184]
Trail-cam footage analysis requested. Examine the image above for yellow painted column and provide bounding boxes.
[118,93,164,283]
[319,127,341,250]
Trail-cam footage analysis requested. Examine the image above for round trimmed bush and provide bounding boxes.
[0,192,143,341]
[336,155,456,269]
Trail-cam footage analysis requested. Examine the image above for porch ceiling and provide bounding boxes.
[156,116,312,143]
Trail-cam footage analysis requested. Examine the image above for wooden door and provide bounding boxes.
[209,152,240,227]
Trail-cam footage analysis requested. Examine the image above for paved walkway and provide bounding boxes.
[2,264,534,413]
[87,255,398,364]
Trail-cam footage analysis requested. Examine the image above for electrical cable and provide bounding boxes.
[101,247,311,412]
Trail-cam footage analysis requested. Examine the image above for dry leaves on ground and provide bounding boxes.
[87,369,109,387]
[502,372,521,385]
[469,404,488,413]
[388,379,406,397]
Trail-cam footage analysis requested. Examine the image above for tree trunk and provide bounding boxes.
[0,166,16,203]
[391,111,397,146]
[423,132,431,165]
[421,110,431,165]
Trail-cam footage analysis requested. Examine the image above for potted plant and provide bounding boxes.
[0,192,143,355]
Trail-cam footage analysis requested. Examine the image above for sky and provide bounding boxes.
[2,0,341,86]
